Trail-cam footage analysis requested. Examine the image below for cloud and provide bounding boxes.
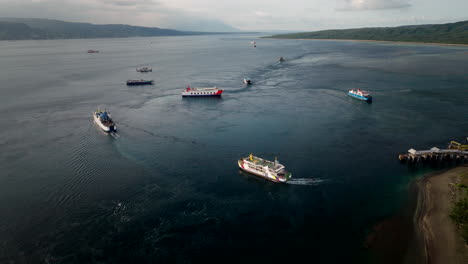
[98,0,159,7]
[0,0,237,31]
[337,0,412,11]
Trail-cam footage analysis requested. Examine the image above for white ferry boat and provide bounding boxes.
[93,109,116,132]
[181,86,224,97]
[348,88,372,102]
[238,154,292,183]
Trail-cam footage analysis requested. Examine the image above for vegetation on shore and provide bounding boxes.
[0,18,217,40]
[450,171,468,244]
[265,20,468,45]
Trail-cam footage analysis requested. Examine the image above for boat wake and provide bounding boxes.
[110,131,120,139]
[287,178,329,186]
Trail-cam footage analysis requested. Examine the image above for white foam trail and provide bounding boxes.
[287,178,328,186]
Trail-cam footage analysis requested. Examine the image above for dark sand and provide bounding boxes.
[365,166,468,264]
[410,166,468,264]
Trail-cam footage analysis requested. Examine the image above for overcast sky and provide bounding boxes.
[1,0,468,31]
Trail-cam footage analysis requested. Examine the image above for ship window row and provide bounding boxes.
[192,92,213,95]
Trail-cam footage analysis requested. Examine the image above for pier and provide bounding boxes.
[398,147,468,163]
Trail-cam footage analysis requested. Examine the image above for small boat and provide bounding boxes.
[87,50,99,53]
[136,67,152,72]
[279,56,285,62]
[93,108,116,132]
[250,41,257,48]
[243,78,252,85]
[126,79,153,86]
[238,154,292,183]
[348,88,372,102]
[181,85,223,97]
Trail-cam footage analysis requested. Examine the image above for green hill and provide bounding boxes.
[265,20,468,45]
[0,18,217,40]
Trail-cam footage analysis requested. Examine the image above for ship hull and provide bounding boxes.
[181,89,223,97]
[127,81,153,86]
[93,115,116,132]
[348,92,372,101]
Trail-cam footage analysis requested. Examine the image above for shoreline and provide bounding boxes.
[265,37,468,47]
[410,166,468,263]
[365,166,468,264]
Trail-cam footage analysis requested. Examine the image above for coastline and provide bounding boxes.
[410,166,468,264]
[264,38,468,47]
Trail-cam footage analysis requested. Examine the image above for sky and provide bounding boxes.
[1,0,468,31]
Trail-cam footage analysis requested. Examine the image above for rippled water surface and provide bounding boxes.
[1,35,467,263]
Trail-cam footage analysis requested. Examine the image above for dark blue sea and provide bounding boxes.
[0,34,467,263]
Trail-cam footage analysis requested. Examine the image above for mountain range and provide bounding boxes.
[0,18,220,40]
[266,20,468,45]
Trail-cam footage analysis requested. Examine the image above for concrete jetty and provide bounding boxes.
[398,147,468,163]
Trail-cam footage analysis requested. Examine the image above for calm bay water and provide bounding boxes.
[1,35,467,263]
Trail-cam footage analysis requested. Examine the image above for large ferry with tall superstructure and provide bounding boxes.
[348,88,372,102]
[181,86,224,97]
[238,154,292,183]
[93,108,116,132]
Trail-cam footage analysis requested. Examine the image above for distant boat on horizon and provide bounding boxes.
[126,79,153,86]
[87,50,99,53]
[136,67,152,72]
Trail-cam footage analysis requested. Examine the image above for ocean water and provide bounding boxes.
[0,35,467,263]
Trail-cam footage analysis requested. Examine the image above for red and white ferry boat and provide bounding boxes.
[181,85,223,97]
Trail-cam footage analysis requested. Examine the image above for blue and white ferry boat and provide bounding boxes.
[348,88,372,102]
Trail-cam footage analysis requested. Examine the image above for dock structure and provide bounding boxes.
[398,147,468,163]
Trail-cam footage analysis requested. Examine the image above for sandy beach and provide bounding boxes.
[410,166,468,264]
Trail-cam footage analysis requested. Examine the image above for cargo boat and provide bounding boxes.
[238,154,292,183]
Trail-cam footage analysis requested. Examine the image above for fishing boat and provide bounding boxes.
[181,85,223,97]
[279,56,285,62]
[87,50,99,53]
[93,108,116,132]
[136,67,152,72]
[238,154,292,183]
[348,88,372,101]
[126,79,153,86]
[243,78,252,85]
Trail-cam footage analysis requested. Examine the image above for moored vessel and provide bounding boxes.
[238,154,292,183]
[136,67,152,72]
[93,108,116,132]
[348,88,372,101]
[126,79,153,85]
[181,85,223,97]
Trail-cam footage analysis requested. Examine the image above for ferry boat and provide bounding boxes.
[136,67,152,72]
[126,79,153,86]
[93,109,116,132]
[348,88,372,102]
[243,78,252,85]
[238,154,292,183]
[87,50,99,53]
[181,85,223,97]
